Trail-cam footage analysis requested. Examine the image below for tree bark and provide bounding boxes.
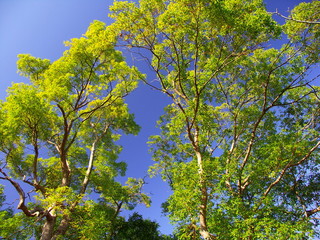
[40,213,56,240]
[196,150,213,240]
[51,215,71,240]
[193,127,213,240]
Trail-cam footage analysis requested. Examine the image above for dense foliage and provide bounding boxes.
[112,212,177,240]
[0,21,148,239]
[0,0,319,239]
[110,0,320,239]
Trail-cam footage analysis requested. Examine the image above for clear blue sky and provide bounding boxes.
[0,0,312,235]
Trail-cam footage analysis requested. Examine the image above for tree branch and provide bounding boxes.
[306,206,320,217]
[273,9,320,24]
[263,140,320,197]
[0,168,35,217]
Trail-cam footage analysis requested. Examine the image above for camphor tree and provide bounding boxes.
[110,0,320,239]
[0,20,148,239]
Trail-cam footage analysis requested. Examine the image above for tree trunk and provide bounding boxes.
[196,151,212,240]
[51,215,71,240]
[191,125,213,240]
[40,213,56,240]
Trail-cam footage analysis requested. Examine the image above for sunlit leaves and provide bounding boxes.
[4,83,55,140]
[17,54,50,85]
[0,19,146,239]
[111,0,320,238]
[284,1,320,63]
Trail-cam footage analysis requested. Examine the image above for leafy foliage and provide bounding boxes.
[112,212,177,240]
[0,21,147,239]
[1,1,319,239]
[284,1,320,63]
[110,0,320,239]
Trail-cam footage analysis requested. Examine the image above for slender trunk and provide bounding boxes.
[193,127,212,240]
[60,153,71,187]
[196,151,212,240]
[80,140,96,194]
[109,201,123,240]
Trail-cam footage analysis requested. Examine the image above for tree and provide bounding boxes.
[110,0,320,239]
[112,212,177,240]
[0,20,148,239]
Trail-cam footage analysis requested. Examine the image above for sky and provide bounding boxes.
[0,0,314,236]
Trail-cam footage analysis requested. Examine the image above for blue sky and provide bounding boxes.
[0,0,313,235]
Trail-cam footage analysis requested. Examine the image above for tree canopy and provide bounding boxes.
[0,0,320,239]
[110,0,320,239]
[112,212,177,240]
[0,20,148,239]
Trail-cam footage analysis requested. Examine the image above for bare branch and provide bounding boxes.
[273,10,320,24]
[0,168,36,217]
[306,206,320,217]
